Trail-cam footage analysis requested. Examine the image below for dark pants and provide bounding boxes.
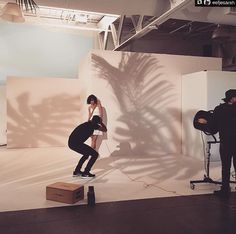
[219,141,236,190]
[69,141,99,173]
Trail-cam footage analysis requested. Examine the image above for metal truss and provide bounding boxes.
[97,0,192,51]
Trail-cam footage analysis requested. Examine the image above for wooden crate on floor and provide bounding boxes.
[46,182,84,204]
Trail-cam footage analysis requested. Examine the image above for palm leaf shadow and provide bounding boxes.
[89,52,209,181]
[92,52,181,155]
[7,92,83,148]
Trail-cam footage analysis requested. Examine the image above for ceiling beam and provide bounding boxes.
[112,0,192,50]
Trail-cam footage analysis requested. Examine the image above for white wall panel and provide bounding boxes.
[182,71,236,159]
[84,50,221,157]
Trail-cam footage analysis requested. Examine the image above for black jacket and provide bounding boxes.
[214,103,236,142]
[68,121,99,144]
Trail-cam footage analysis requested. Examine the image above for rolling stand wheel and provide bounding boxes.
[190,183,195,190]
[189,138,223,190]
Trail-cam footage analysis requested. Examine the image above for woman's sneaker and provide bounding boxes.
[81,172,95,178]
[73,170,83,177]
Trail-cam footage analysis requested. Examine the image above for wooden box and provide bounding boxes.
[46,182,84,204]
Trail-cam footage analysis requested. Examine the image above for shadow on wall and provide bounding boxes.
[7,92,83,148]
[94,107,220,182]
[92,52,181,156]
[111,142,132,156]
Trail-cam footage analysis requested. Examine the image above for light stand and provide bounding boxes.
[190,133,236,190]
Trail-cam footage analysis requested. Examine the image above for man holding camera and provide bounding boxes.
[198,89,236,197]
[68,115,107,178]
[213,89,236,197]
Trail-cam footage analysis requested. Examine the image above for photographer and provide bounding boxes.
[198,89,236,197]
[68,116,107,178]
[213,89,236,197]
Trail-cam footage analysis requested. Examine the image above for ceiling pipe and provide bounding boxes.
[169,21,193,34]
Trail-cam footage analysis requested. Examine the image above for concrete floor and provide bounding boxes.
[1,146,232,212]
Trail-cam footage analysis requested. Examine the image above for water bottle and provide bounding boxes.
[87,186,95,207]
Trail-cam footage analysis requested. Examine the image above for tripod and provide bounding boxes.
[190,134,222,190]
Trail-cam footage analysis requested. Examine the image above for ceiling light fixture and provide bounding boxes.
[0,2,25,23]
[212,24,230,40]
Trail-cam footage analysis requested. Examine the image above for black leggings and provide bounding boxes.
[69,141,99,173]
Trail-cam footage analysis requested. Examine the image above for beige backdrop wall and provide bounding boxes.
[7,77,86,148]
[6,51,221,150]
[80,50,222,157]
